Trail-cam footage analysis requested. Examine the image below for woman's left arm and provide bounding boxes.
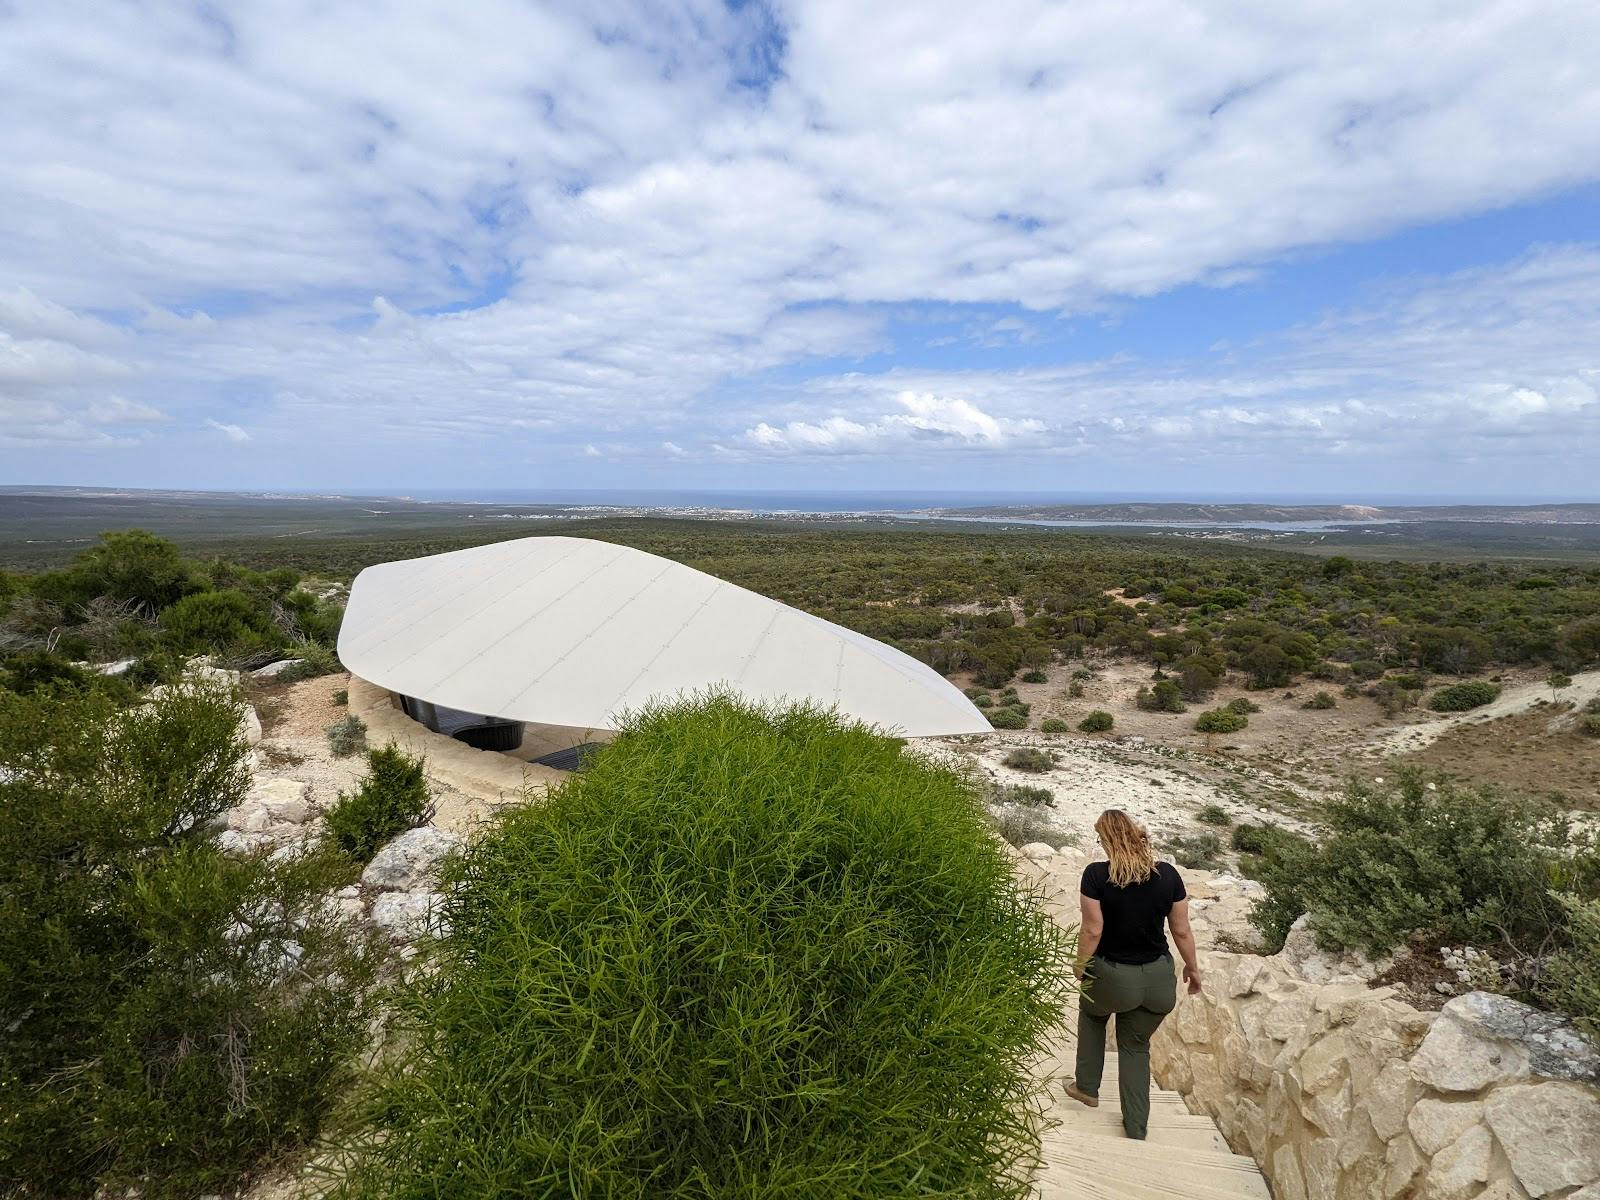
[1077,895,1104,978]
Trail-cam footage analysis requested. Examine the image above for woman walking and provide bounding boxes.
[1063,809,1202,1139]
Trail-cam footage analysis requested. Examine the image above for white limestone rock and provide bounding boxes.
[361,827,463,892]
[249,778,312,825]
[240,704,263,745]
[1019,842,1057,861]
[252,658,307,679]
[371,891,444,943]
[1279,913,1393,984]
[1485,1081,1600,1198]
[216,828,274,856]
[1413,992,1600,1092]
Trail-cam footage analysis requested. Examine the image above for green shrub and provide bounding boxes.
[0,681,381,1198]
[974,693,995,708]
[332,697,1075,1199]
[1,648,96,696]
[991,805,1071,850]
[333,687,349,706]
[275,640,342,683]
[1246,773,1597,962]
[1539,895,1600,1042]
[1195,708,1248,734]
[1196,804,1232,826]
[1135,680,1186,713]
[1226,697,1261,714]
[1428,681,1501,712]
[992,783,1054,807]
[1232,823,1264,853]
[159,589,284,664]
[1067,679,1084,698]
[326,713,368,757]
[1302,691,1337,710]
[1038,717,1068,733]
[1021,670,1048,684]
[324,744,432,864]
[1169,832,1223,870]
[988,705,1028,730]
[1077,710,1114,733]
[1583,714,1600,738]
[1001,747,1058,773]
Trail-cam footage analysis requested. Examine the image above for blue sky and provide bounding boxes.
[3,0,1600,498]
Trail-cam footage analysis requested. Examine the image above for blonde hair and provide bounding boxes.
[1095,809,1156,887]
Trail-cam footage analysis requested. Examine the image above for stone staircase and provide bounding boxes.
[1032,1024,1272,1200]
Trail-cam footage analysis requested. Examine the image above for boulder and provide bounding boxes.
[248,778,312,825]
[1019,842,1057,861]
[1423,1125,1493,1200]
[1279,913,1392,983]
[240,704,263,745]
[252,658,307,679]
[1407,1097,1484,1155]
[1412,992,1600,1092]
[361,827,463,892]
[216,828,273,856]
[1485,1082,1600,1198]
[371,891,444,942]
[227,803,275,833]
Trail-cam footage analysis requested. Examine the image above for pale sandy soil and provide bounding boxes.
[244,671,487,828]
[956,658,1599,816]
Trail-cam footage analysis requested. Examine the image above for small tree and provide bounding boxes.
[1195,708,1248,735]
[325,744,433,863]
[1548,672,1574,703]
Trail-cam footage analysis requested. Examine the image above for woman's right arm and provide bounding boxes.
[1168,900,1203,994]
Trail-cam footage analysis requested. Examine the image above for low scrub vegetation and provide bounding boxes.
[1195,707,1249,734]
[332,697,1075,1198]
[324,744,432,863]
[1077,709,1114,732]
[1001,746,1058,773]
[326,713,369,757]
[1247,773,1599,1035]
[1038,717,1068,733]
[0,530,342,682]
[1427,680,1502,712]
[1169,831,1224,870]
[0,680,381,1199]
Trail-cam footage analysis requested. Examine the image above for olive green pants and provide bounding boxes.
[1074,956,1178,1139]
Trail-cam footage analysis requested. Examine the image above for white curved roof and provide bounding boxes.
[338,536,990,736]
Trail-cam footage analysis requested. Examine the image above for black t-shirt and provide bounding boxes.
[1080,860,1187,965]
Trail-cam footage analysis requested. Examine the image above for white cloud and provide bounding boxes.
[746,391,1044,455]
[0,2,1599,483]
[205,419,252,443]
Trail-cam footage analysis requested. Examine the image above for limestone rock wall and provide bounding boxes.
[1152,948,1600,1200]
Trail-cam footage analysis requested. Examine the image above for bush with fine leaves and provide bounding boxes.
[331,696,1075,1200]
[325,744,432,863]
[1248,773,1599,975]
[0,680,382,1199]
[1427,680,1501,712]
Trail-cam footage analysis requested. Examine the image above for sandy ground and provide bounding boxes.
[244,672,499,829]
[955,657,1600,818]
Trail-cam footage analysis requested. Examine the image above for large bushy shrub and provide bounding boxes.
[1247,773,1599,974]
[159,588,284,664]
[1427,680,1501,712]
[325,744,432,863]
[0,681,381,1199]
[1135,679,1186,713]
[332,697,1075,1199]
[1077,710,1114,733]
[988,704,1028,729]
[1195,707,1248,734]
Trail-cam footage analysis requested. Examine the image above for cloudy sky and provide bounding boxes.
[3,1,1599,497]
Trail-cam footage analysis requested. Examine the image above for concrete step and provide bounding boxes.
[1044,1108,1230,1152]
[1037,1133,1272,1200]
